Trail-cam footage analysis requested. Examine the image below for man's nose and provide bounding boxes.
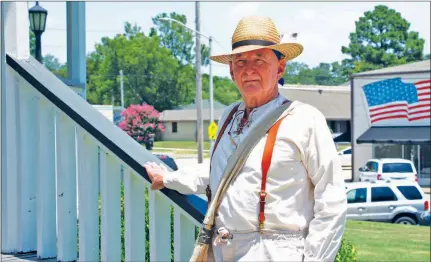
[244,63,257,75]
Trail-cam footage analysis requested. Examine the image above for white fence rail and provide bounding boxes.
[2,54,206,261]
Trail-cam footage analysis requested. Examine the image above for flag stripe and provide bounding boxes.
[370,109,408,118]
[415,80,431,85]
[417,86,430,91]
[369,102,407,112]
[409,115,431,121]
[409,103,430,110]
[371,115,408,123]
[410,109,431,116]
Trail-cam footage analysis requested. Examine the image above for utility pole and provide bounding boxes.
[209,36,214,150]
[195,1,204,163]
[120,70,124,108]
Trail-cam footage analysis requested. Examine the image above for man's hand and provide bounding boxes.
[143,162,167,190]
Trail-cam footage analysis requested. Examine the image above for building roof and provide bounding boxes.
[279,85,350,120]
[353,60,430,77]
[160,108,226,122]
[161,84,351,121]
[176,99,227,110]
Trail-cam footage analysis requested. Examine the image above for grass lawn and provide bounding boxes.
[344,220,430,261]
[154,140,211,150]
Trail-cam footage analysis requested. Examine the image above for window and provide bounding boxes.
[347,188,367,204]
[371,162,379,172]
[374,144,402,159]
[344,149,352,154]
[172,122,178,133]
[397,186,423,200]
[365,161,378,172]
[382,163,413,173]
[371,187,398,202]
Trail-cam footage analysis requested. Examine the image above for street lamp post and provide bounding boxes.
[158,15,216,158]
[29,1,48,63]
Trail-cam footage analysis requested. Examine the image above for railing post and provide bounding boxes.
[124,169,146,261]
[17,80,38,252]
[149,190,171,262]
[100,151,121,262]
[174,208,196,261]
[55,111,78,261]
[37,97,57,258]
[77,128,99,261]
[1,2,30,253]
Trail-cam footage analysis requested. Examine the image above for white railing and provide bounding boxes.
[2,54,206,261]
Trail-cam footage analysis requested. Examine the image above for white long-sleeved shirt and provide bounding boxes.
[163,93,347,261]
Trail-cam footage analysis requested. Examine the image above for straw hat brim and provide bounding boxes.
[209,43,303,64]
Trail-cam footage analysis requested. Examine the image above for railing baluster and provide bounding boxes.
[17,80,37,252]
[77,128,99,261]
[124,168,146,261]
[55,111,78,261]
[174,208,196,261]
[1,66,20,253]
[36,97,57,259]
[149,190,171,262]
[100,150,121,261]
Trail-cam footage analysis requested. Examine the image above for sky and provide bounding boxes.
[33,1,431,78]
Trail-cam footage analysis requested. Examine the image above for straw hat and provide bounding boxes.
[210,16,303,64]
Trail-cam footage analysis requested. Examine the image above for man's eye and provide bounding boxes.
[236,60,245,66]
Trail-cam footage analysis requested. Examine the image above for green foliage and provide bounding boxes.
[283,61,348,86]
[335,238,358,262]
[202,74,242,105]
[150,12,209,67]
[86,23,194,111]
[341,5,425,76]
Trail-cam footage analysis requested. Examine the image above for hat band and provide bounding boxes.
[232,39,277,50]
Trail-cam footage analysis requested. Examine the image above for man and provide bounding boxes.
[144,16,347,261]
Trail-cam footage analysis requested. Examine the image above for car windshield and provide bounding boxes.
[382,163,414,173]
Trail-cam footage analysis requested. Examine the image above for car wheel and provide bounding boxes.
[394,216,417,225]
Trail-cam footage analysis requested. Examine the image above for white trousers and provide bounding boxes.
[210,229,306,262]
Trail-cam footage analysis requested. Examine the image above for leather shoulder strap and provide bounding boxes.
[259,100,290,232]
[211,103,240,159]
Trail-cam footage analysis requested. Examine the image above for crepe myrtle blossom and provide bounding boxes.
[118,103,165,143]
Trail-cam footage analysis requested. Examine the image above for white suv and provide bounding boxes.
[358,158,418,182]
[346,180,429,225]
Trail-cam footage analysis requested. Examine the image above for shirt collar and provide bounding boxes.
[236,92,288,125]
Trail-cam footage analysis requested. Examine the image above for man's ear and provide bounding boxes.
[277,61,286,78]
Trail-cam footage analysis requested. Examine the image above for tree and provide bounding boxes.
[86,22,196,111]
[341,5,425,76]
[117,103,165,144]
[30,29,36,57]
[283,62,347,85]
[150,12,210,67]
[201,74,241,105]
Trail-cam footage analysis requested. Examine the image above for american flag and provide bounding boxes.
[362,78,430,124]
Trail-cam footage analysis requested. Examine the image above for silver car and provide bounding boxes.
[345,180,429,225]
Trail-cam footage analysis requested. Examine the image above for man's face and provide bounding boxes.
[229,49,285,101]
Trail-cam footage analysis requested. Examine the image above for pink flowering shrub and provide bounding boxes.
[118,103,165,144]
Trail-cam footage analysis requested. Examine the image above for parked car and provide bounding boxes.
[154,154,178,171]
[337,146,351,168]
[345,180,429,225]
[415,210,431,226]
[358,158,418,182]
